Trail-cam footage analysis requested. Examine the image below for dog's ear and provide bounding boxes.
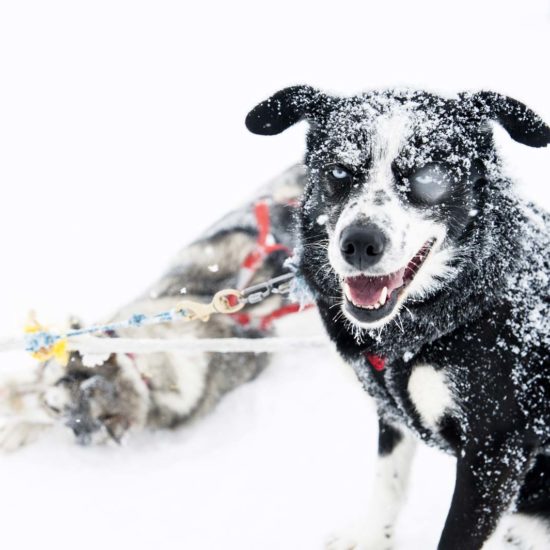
[245,85,328,136]
[466,91,550,148]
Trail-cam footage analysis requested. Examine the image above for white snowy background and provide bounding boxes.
[0,1,549,548]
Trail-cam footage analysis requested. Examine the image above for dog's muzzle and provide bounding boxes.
[341,238,436,325]
[339,224,387,270]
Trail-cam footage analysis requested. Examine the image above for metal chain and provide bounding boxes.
[240,273,295,305]
[175,272,295,322]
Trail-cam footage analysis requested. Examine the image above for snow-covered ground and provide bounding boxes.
[0,1,549,548]
[0,328,456,550]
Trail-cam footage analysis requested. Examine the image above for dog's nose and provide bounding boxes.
[339,224,386,269]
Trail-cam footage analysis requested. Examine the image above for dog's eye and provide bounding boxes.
[324,164,353,186]
[409,163,452,204]
[330,166,350,180]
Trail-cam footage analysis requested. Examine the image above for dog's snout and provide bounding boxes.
[339,224,386,270]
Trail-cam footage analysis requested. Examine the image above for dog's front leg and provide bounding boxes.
[438,435,532,550]
[327,418,416,550]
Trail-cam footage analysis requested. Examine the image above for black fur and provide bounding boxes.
[245,85,326,135]
[378,418,403,456]
[469,91,550,148]
[247,86,550,549]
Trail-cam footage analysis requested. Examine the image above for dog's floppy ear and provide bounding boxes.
[246,85,327,136]
[467,91,550,148]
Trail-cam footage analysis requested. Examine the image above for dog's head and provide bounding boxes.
[246,87,550,332]
[42,354,140,445]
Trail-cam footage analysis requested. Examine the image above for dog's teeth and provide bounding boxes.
[380,286,388,306]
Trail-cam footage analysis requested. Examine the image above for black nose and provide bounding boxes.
[339,224,387,269]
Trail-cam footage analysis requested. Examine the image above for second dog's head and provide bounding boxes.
[246,86,550,331]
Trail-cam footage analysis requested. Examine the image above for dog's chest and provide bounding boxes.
[353,356,466,451]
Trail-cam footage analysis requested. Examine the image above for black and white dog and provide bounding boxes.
[246,87,550,549]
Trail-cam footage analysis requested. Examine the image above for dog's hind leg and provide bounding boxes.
[326,418,416,550]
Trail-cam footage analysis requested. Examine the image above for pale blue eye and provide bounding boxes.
[410,164,451,203]
[331,167,349,179]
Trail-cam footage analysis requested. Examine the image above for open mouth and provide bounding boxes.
[342,239,436,324]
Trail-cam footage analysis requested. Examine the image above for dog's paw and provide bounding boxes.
[482,513,550,550]
[326,521,394,550]
[500,515,550,550]
[502,531,523,548]
[0,418,51,451]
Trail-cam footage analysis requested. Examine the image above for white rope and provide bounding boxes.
[0,335,330,356]
[0,338,24,353]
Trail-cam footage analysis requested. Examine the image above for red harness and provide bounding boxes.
[231,199,312,330]
[236,201,291,289]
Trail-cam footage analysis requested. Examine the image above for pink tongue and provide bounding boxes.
[346,268,406,306]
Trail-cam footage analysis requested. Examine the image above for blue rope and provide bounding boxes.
[24,307,190,354]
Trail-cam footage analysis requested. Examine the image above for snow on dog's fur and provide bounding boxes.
[247,86,550,549]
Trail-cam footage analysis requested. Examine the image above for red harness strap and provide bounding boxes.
[258,303,302,331]
[365,353,386,372]
[237,201,291,289]
[232,199,307,330]
[230,303,315,331]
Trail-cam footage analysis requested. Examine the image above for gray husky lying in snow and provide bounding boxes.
[0,165,307,449]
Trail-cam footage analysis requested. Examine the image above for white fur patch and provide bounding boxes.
[407,364,454,428]
[371,112,412,168]
[81,352,111,368]
[483,513,550,549]
[144,351,209,417]
[43,385,71,413]
[404,240,456,302]
[327,431,416,550]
